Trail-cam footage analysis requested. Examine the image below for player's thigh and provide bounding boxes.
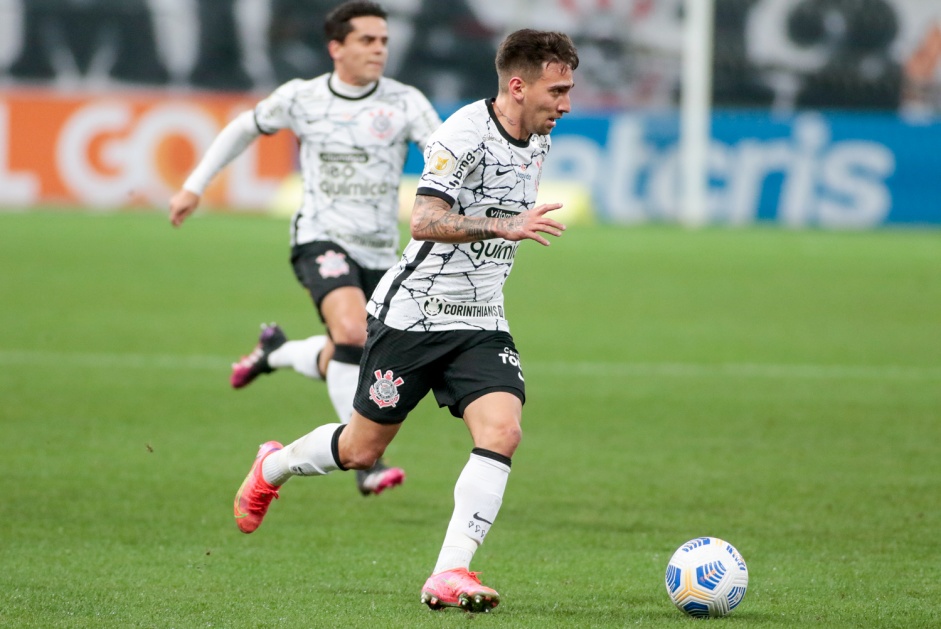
[433,331,526,418]
[320,286,368,344]
[353,317,444,424]
[319,261,386,344]
[291,241,365,317]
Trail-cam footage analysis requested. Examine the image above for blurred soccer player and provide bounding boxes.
[169,1,441,496]
[232,28,578,612]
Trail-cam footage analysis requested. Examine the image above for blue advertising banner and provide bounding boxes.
[709,112,941,227]
[405,110,941,228]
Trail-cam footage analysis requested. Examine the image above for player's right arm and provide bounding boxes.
[410,194,566,246]
[170,80,302,227]
[169,110,262,227]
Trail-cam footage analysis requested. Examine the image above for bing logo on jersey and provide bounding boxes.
[369,370,404,408]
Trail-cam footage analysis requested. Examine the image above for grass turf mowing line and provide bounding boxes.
[3,348,941,381]
[0,210,939,628]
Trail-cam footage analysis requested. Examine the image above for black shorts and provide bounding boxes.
[353,316,526,424]
[291,241,387,320]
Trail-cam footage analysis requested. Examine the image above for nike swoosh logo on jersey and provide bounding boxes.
[473,512,494,525]
[495,167,513,176]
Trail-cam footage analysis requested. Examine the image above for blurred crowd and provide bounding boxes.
[0,0,938,113]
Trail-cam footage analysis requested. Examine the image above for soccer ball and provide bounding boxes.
[664,537,749,618]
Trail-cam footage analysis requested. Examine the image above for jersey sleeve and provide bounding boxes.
[253,79,304,135]
[416,117,482,205]
[405,88,443,151]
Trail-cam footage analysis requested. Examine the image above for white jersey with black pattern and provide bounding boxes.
[367,99,551,332]
[254,74,441,269]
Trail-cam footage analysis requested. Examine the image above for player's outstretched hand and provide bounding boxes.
[502,203,566,246]
[169,189,200,227]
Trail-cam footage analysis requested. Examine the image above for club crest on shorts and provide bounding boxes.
[369,370,404,408]
[316,250,350,278]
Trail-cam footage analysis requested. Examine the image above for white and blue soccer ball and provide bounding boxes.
[665,536,749,618]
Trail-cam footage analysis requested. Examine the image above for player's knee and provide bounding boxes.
[483,421,522,456]
[329,318,367,346]
[502,423,523,452]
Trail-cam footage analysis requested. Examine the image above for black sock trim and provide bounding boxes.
[331,424,348,471]
[471,447,512,468]
[315,349,326,379]
[332,343,363,365]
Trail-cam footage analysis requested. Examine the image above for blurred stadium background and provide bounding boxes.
[0,0,939,227]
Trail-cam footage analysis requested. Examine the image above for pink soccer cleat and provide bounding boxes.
[355,459,406,496]
[231,324,287,389]
[420,568,500,613]
[233,440,283,533]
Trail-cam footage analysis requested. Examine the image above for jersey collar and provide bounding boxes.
[328,73,380,100]
[487,98,531,148]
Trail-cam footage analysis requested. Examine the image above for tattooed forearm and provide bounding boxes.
[412,195,510,243]
[504,215,525,234]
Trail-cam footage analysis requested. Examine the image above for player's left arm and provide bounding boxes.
[410,195,566,246]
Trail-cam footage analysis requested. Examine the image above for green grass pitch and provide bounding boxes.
[1,210,939,628]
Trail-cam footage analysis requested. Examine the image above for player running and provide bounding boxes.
[232,28,578,611]
[169,1,441,496]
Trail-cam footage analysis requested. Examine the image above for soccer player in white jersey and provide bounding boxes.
[169,1,441,496]
[231,29,578,612]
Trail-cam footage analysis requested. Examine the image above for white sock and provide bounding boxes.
[262,423,344,485]
[326,359,359,424]
[432,451,511,574]
[268,336,327,380]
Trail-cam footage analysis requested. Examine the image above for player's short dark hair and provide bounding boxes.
[324,1,388,43]
[495,29,579,89]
